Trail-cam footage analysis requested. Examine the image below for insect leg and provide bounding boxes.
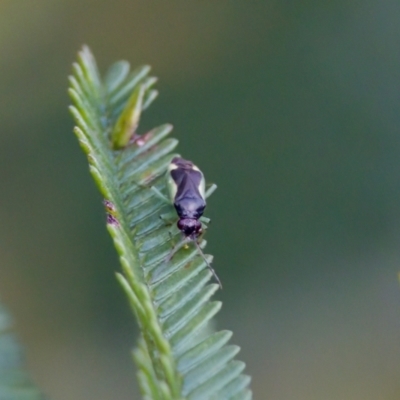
[165,235,191,264]
[159,210,177,224]
[200,216,211,224]
[205,183,217,199]
[129,177,171,204]
[150,186,170,204]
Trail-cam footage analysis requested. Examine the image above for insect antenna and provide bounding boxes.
[194,240,222,289]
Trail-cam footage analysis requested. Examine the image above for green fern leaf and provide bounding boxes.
[68,45,252,400]
[0,301,43,399]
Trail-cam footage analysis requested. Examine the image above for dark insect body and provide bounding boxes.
[168,157,206,239]
[166,157,221,288]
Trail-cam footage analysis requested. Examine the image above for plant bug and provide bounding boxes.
[152,157,221,288]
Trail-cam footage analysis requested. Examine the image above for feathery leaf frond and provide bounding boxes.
[68,45,252,399]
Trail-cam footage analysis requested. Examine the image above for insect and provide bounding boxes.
[152,157,221,288]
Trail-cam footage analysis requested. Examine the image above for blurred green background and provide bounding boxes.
[0,1,399,399]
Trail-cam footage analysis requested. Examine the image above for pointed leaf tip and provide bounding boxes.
[105,60,131,93]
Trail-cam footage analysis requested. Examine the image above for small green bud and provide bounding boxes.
[112,84,145,149]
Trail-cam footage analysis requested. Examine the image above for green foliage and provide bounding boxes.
[68,46,252,400]
[0,302,43,400]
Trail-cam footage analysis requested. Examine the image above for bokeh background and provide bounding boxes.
[0,1,400,399]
